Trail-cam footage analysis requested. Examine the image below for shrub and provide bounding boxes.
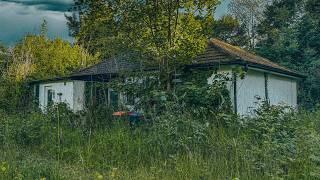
[0,110,6,145]
[11,112,47,146]
[46,103,81,128]
[177,73,232,115]
[150,112,210,155]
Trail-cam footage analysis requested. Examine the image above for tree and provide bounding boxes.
[40,19,48,36]
[255,0,320,108]
[228,0,271,49]
[67,0,219,90]
[0,42,8,76]
[256,0,303,65]
[0,31,99,111]
[296,0,320,108]
[212,15,249,47]
[65,0,85,37]
[4,35,99,82]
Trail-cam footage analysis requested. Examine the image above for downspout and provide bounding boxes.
[233,72,237,114]
[264,72,269,104]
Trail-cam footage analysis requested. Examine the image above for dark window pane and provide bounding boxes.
[110,91,119,107]
[47,89,55,106]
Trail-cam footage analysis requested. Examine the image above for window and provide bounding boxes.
[85,82,109,107]
[110,90,119,107]
[47,89,55,106]
[126,93,135,106]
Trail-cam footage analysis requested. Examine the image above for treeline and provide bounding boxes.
[255,0,320,108]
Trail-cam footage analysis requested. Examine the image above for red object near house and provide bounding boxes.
[112,111,127,116]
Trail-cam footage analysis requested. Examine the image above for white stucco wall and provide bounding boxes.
[73,81,85,112]
[38,80,85,112]
[268,74,297,107]
[208,67,298,116]
[236,70,266,115]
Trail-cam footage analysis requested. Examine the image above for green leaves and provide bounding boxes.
[0,43,8,77]
[255,0,320,109]
[0,34,99,111]
[68,0,218,74]
[4,35,99,82]
[213,15,249,47]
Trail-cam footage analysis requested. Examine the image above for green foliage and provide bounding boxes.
[67,0,219,90]
[101,70,232,119]
[0,33,99,111]
[245,104,299,176]
[69,0,218,60]
[150,112,210,155]
[46,103,82,128]
[213,15,249,47]
[0,1,320,179]
[0,42,8,76]
[12,113,47,146]
[177,70,232,115]
[256,0,320,108]
[40,19,48,36]
[0,80,33,113]
[5,35,99,81]
[1,103,320,179]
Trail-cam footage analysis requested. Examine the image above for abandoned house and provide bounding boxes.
[31,39,305,115]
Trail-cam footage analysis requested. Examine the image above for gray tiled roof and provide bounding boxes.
[192,38,304,78]
[71,39,304,78]
[71,54,144,77]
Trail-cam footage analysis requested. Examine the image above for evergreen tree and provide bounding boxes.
[256,0,320,108]
[212,15,249,47]
[40,19,48,36]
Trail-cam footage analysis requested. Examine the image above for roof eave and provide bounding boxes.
[188,61,306,79]
[28,77,71,85]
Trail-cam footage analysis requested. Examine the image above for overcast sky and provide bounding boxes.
[0,0,229,46]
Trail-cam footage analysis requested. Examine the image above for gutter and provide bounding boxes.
[187,61,306,79]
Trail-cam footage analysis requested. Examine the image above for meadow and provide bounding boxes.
[1,104,320,179]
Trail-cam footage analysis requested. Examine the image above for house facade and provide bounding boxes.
[34,80,85,112]
[32,39,304,115]
[197,39,302,115]
[208,67,298,115]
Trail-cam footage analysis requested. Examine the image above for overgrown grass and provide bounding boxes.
[0,105,320,179]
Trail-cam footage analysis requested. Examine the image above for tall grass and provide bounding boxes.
[0,105,320,179]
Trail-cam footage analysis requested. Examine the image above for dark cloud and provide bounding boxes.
[0,1,73,46]
[0,0,73,12]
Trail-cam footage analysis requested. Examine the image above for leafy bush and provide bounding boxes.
[150,112,210,155]
[0,112,47,146]
[177,72,232,115]
[85,104,115,129]
[46,103,81,128]
[242,103,298,176]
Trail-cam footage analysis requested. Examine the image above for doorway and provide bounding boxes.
[44,86,55,107]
